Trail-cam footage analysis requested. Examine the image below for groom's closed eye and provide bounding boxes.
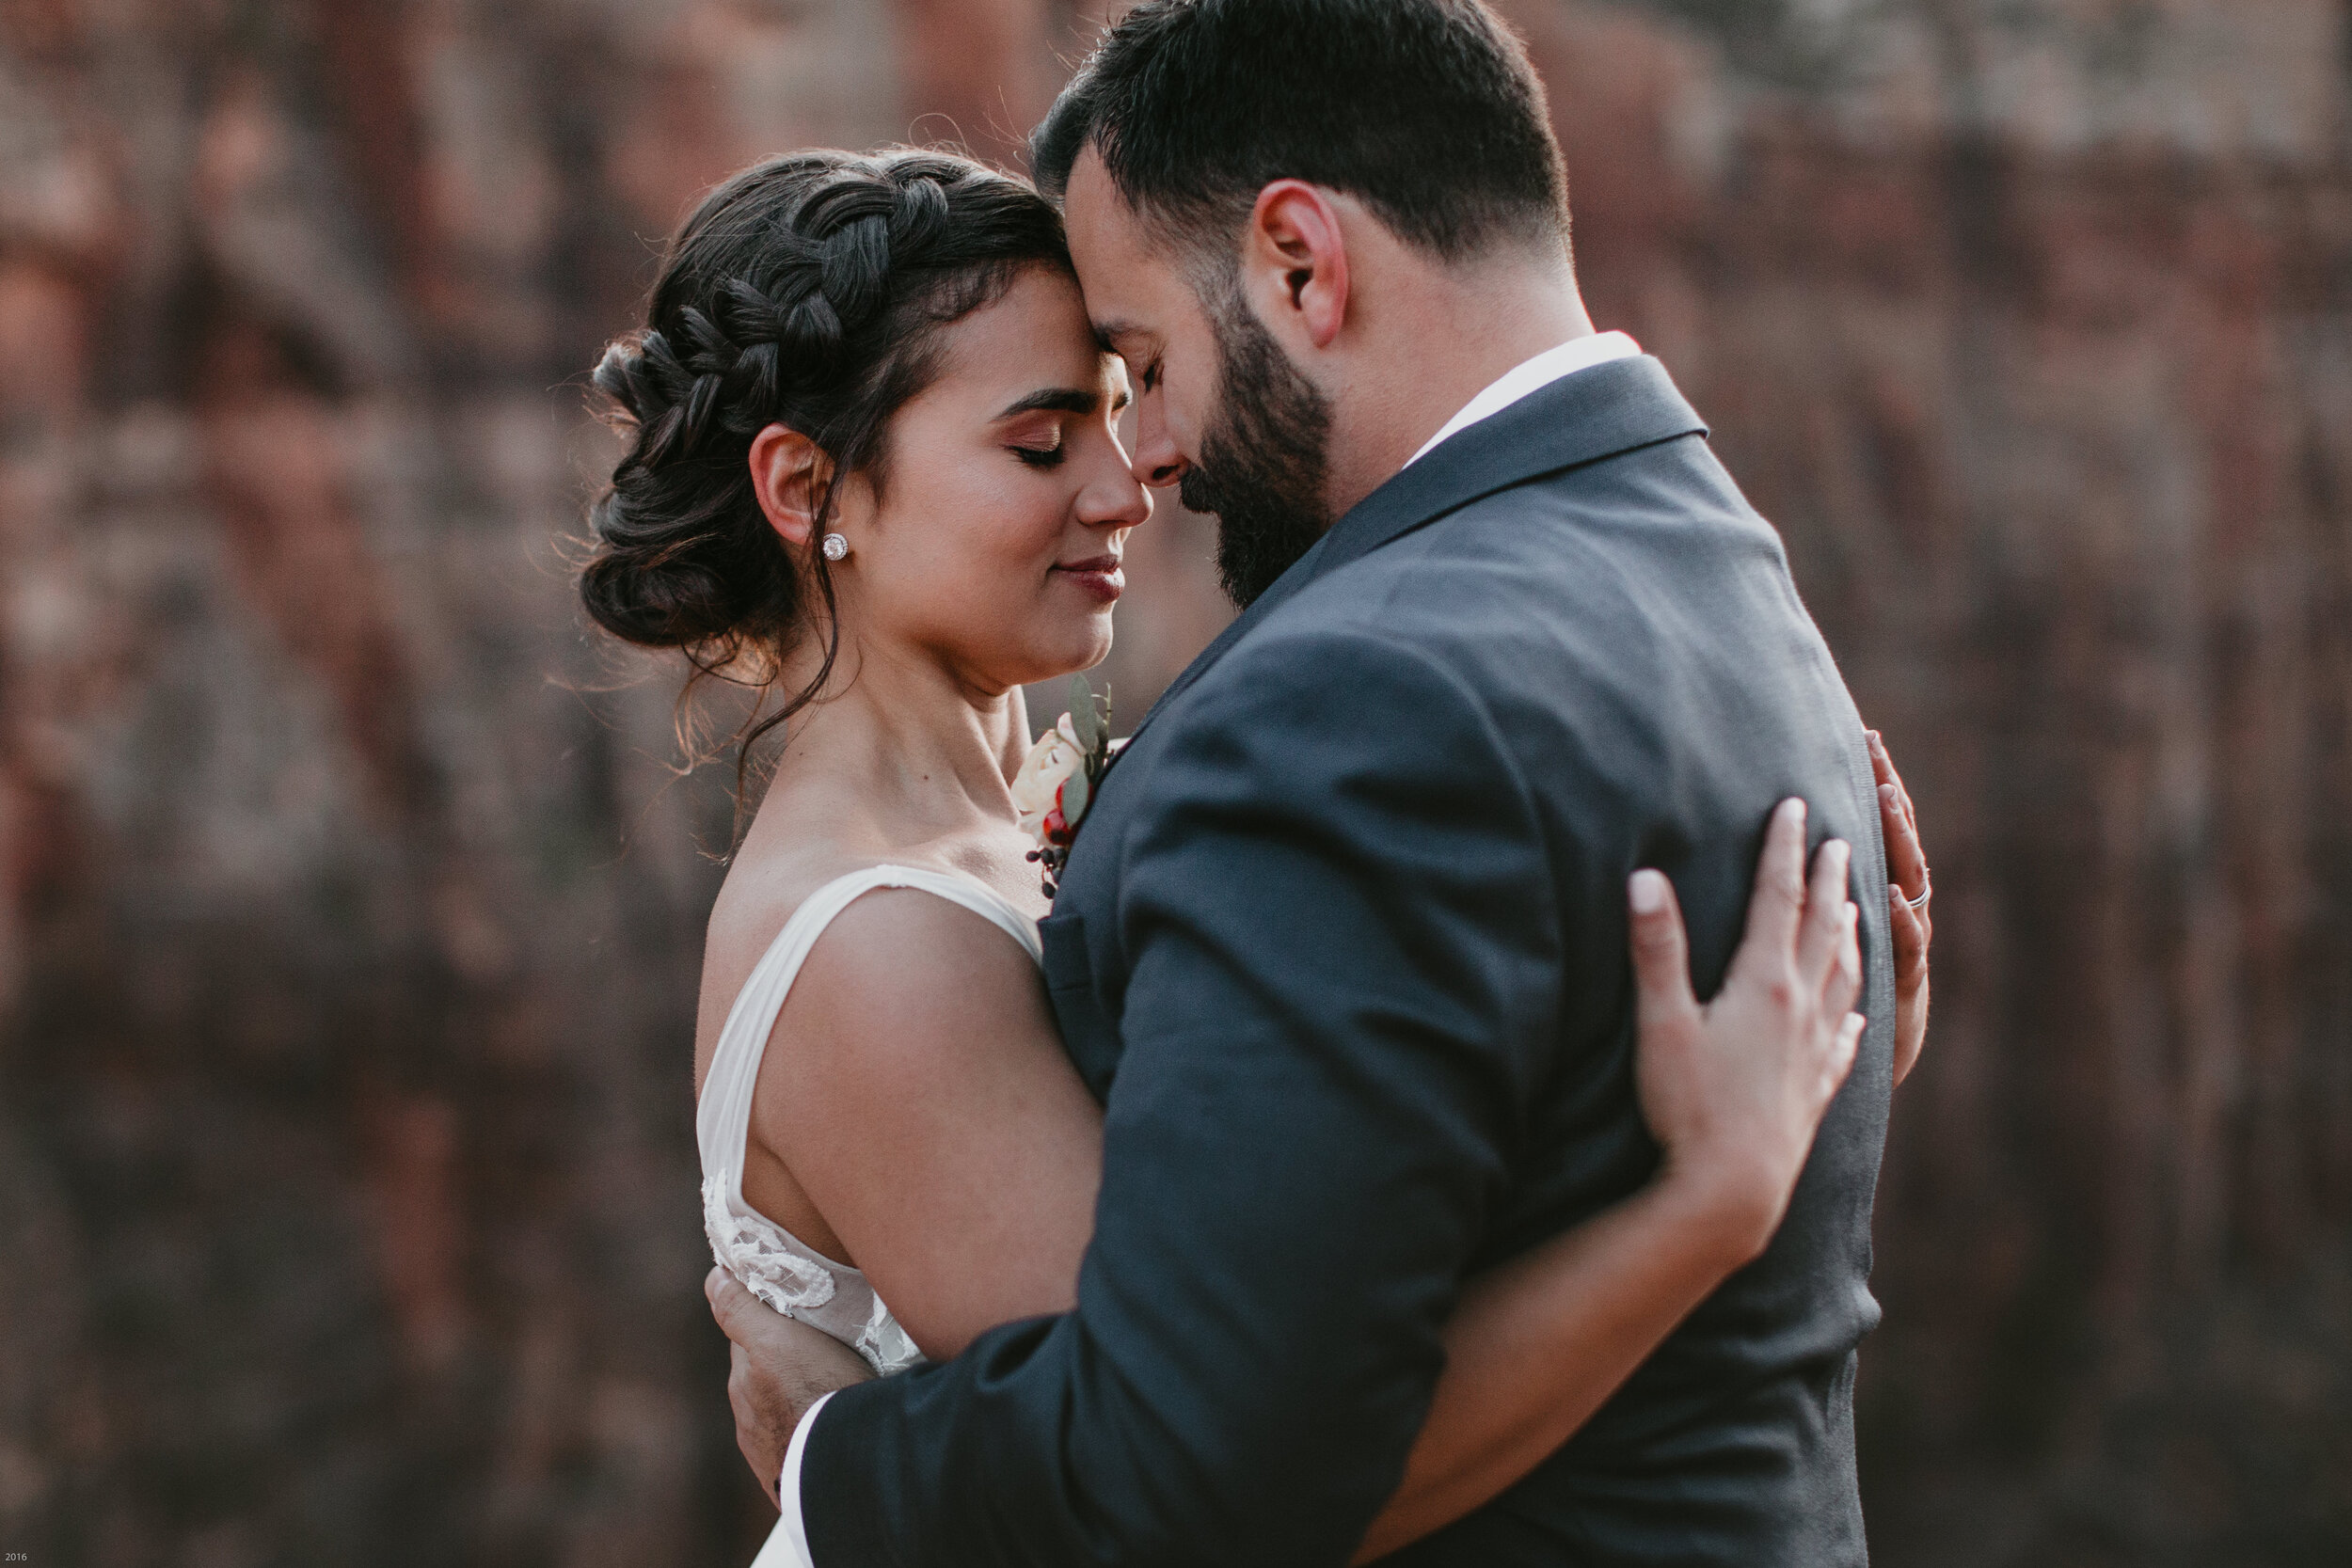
[1090,319,1160,388]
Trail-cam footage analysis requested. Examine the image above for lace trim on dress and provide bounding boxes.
[703,1171,837,1313]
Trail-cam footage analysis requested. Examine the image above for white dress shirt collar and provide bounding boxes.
[1403,329,1642,467]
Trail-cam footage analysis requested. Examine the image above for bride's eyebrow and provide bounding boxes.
[993,388,1101,420]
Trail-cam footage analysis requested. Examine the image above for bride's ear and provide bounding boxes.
[749,423,832,549]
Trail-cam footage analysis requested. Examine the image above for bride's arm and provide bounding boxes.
[1351,797,1864,1560]
[1351,732,1937,1559]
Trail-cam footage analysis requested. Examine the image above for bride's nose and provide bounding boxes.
[1076,463,1152,531]
[1076,422,1152,530]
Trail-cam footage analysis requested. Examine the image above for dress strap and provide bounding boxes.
[694,864,1042,1203]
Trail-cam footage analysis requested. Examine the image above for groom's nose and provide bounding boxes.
[1129,400,1189,489]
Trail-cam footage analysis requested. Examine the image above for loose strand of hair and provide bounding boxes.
[725,467,848,837]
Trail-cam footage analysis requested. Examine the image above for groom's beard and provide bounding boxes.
[1179,291,1334,609]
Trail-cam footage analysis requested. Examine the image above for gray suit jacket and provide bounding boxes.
[803,356,1894,1566]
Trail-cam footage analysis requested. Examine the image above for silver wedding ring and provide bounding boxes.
[1905,876,1932,911]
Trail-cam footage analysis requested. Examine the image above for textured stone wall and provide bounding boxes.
[0,2,2343,1564]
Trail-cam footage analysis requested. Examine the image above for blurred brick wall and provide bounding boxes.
[0,2,2344,1564]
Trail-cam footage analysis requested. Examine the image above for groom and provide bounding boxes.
[716,2,1896,1562]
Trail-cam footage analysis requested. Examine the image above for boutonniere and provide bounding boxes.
[1013,675,1112,897]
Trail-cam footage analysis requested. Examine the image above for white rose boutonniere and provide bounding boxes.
[1014,675,1112,896]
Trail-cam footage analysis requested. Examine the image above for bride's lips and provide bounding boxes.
[1052,554,1125,603]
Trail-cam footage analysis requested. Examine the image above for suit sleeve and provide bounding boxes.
[799,626,1566,1568]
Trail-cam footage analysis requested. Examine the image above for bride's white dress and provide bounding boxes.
[697,863,1045,1380]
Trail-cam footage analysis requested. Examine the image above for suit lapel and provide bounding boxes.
[1119,355,1708,751]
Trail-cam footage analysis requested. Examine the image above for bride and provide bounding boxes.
[579,148,1931,1560]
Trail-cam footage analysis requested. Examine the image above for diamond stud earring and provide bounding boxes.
[820,533,850,562]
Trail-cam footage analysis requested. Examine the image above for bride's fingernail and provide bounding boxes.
[1629,868,1667,913]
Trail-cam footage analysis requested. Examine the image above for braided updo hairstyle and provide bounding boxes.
[580,149,1073,768]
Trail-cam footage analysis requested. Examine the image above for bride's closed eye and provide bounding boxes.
[1010,439,1067,469]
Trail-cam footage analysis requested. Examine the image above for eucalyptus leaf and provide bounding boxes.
[1066,675,1102,750]
[1060,766,1091,830]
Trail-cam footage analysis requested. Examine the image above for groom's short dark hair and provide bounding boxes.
[1032,0,1567,266]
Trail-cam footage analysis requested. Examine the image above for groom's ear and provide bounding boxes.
[1245,180,1350,351]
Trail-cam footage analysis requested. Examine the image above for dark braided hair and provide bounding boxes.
[580,149,1073,775]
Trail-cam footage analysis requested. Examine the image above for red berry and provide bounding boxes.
[1042,807,1070,846]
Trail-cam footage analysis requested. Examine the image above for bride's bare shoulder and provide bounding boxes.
[703,839,1028,1000]
[694,844,1041,1093]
